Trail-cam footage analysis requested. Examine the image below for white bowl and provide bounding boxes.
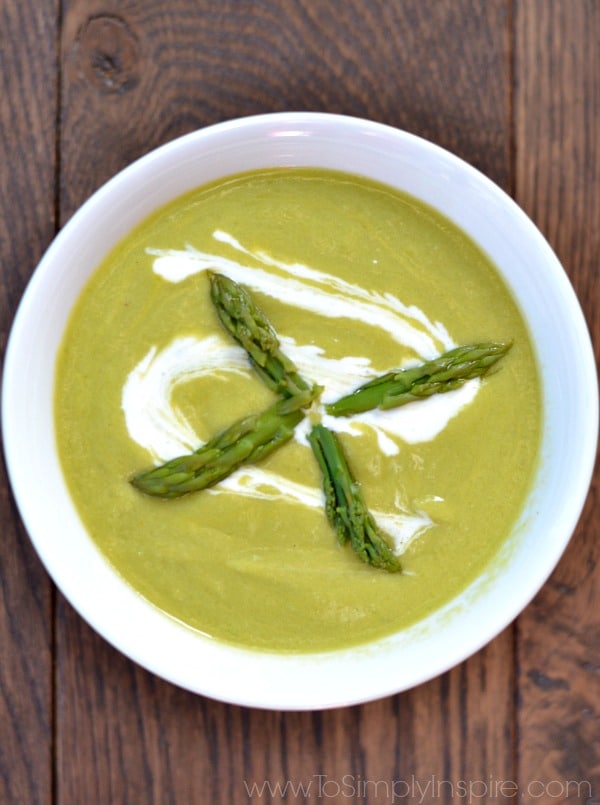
[3,113,597,710]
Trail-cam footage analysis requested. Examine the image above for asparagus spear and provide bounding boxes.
[209,272,320,402]
[308,424,401,572]
[131,394,309,498]
[325,341,512,417]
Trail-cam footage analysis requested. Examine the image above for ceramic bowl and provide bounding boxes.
[3,113,597,709]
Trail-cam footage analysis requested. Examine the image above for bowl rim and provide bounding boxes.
[2,111,598,709]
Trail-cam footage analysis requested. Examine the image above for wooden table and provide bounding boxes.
[2,2,598,803]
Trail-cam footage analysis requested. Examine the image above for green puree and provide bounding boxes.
[54,168,541,653]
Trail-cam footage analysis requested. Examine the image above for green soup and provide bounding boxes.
[54,168,541,652]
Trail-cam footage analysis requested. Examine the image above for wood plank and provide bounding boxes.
[0,1,58,803]
[58,0,512,220]
[515,0,600,801]
[55,2,515,802]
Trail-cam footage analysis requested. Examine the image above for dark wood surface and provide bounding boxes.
[1,1,598,803]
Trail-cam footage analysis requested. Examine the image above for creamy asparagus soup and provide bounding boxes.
[55,168,541,652]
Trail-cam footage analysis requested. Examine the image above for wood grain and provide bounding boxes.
[515,1,600,800]
[0,1,58,803]
[58,0,512,221]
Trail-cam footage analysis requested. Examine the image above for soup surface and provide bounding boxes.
[55,168,541,652]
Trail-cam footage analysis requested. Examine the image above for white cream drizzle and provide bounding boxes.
[122,335,250,462]
[149,230,453,359]
[210,467,433,556]
[122,230,481,555]
[122,333,479,462]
